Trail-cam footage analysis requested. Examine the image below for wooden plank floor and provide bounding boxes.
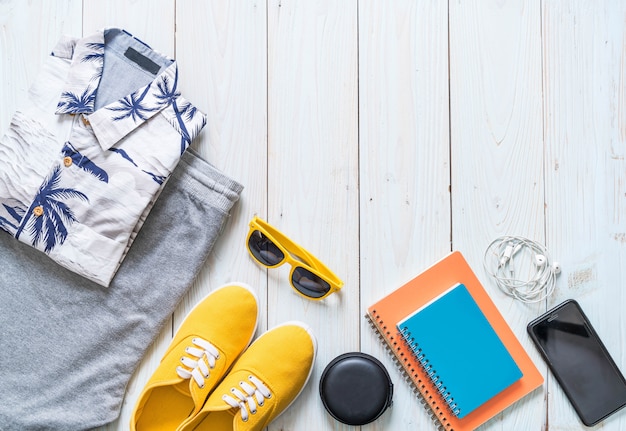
[1,1,626,430]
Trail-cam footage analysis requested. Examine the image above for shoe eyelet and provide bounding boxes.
[266,393,272,399]
[251,409,257,414]
[258,401,264,407]
[222,395,229,401]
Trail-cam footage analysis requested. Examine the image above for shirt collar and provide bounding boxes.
[54,29,179,151]
[55,30,104,116]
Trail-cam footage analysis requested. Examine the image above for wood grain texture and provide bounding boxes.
[543,1,626,429]
[266,1,359,429]
[359,1,450,429]
[106,1,269,429]
[173,0,268,338]
[83,0,175,53]
[1,1,625,430]
[449,0,546,429]
[80,3,178,429]
[0,0,81,131]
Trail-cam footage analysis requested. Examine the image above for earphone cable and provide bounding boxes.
[482,236,559,304]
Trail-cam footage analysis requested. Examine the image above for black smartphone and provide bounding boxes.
[527,299,626,426]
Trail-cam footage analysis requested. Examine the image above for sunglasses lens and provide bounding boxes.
[291,267,331,298]
[248,230,285,266]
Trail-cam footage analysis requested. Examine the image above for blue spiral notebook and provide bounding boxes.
[396,283,523,419]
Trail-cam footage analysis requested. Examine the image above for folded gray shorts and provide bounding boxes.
[0,148,243,430]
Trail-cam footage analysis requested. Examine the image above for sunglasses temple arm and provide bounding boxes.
[279,232,343,287]
[266,227,322,267]
[254,219,344,288]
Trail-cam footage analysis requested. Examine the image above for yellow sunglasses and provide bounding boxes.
[246,216,343,300]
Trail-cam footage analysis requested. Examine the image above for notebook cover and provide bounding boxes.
[396,283,523,418]
[365,251,543,431]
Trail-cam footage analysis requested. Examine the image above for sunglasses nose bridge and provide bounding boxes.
[281,252,303,270]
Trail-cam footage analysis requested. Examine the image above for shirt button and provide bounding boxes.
[81,116,90,126]
[33,206,44,217]
[63,156,73,167]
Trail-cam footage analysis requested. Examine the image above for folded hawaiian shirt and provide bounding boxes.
[0,28,207,286]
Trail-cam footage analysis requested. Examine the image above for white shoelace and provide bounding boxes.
[175,337,220,389]
[221,375,272,422]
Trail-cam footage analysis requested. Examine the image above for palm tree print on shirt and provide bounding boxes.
[62,142,109,183]
[108,147,164,184]
[154,68,207,154]
[0,216,17,233]
[173,101,206,154]
[142,170,166,185]
[0,203,25,234]
[82,42,104,64]
[57,86,97,114]
[15,165,88,253]
[56,40,103,114]
[154,72,181,106]
[82,42,104,83]
[107,85,157,122]
[108,147,138,167]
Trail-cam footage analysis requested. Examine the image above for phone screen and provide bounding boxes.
[528,299,626,426]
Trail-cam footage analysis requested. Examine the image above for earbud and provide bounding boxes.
[484,236,560,304]
[534,254,546,266]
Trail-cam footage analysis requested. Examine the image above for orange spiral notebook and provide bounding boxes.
[365,251,543,431]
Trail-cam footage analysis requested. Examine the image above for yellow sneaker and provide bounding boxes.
[130,283,259,431]
[177,321,317,431]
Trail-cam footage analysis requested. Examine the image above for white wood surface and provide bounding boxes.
[1,1,625,430]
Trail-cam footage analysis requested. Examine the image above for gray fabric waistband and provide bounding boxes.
[175,148,244,214]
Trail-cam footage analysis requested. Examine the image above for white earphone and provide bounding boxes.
[534,254,546,266]
[483,236,561,303]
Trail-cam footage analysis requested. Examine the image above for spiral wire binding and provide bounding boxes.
[482,235,559,304]
[366,313,452,431]
[399,327,461,417]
